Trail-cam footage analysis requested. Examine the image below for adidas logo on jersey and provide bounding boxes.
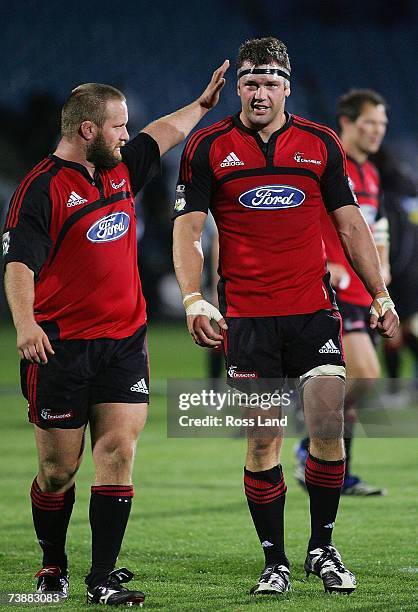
[319,339,340,354]
[67,191,88,207]
[220,152,244,167]
[130,378,149,394]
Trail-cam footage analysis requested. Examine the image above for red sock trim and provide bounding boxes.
[305,454,345,488]
[91,485,134,498]
[30,479,75,511]
[244,473,287,504]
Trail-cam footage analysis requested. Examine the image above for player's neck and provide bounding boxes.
[54,138,96,178]
[240,111,287,143]
[341,137,368,165]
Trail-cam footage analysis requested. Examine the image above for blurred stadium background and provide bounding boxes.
[0,1,417,609]
[1,0,418,322]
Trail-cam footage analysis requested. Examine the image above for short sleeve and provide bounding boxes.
[172,138,212,220]
[3,174,52,277]
[320,132,358,212]
[121,132,161,196]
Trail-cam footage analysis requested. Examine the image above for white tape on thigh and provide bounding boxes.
[300,364,346,383]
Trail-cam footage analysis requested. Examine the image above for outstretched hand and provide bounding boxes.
[198,60,230,110]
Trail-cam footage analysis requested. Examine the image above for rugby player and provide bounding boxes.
[172,37,398,595]
[2,61,229,606]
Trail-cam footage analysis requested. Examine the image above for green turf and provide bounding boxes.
[0,323,417,611]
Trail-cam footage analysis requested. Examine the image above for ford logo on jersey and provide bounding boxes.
[86,212,130,243]
[238,185,306,210]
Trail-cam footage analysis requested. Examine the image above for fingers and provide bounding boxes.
[216,316,228,330]
[43,334,55,356]
[17,328,55,364]
[369,314,378,329]
[187,315,224,347]
[378,312,399,338]
[214,59,230,80]
[374,311,399,338]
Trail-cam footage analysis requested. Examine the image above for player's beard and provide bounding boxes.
[86,131,122,169]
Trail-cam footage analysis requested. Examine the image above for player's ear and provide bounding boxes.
[285,85,291,98]
[79,121,97,141]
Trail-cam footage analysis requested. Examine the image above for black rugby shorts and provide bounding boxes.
[20,324,149,429]
[222,309,345,392]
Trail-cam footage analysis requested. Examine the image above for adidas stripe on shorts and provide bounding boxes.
[223,310,345,392]
[20,324,149,429]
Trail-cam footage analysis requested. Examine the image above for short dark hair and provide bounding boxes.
[337,89,387,123]
[237,37,291,76]
[61,83,126,138]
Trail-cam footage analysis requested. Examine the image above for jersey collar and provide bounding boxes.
[49,154,101,184]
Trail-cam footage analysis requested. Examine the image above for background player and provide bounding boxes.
[295,90,390,495]
[2,62,228,606]
[172,37,398,596]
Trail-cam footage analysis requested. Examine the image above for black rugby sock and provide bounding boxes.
[305,454,345,550]
[244,465,289,567]
[86,485,134,588]
[31,479,75,572]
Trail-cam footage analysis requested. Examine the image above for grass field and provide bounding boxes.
[0,323,417,611]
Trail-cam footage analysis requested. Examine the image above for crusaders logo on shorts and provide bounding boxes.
[228,365,258,379]
[40,409,74,421]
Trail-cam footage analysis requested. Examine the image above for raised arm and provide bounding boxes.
[330,205,398,337]
[142,60,229,155]
[173,212,226,347]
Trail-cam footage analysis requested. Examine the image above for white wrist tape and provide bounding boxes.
[182,292,202,304]
[370,292,395,318]
[185,299,224,322]
[373,218,389,247]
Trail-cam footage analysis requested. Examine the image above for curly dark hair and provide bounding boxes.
[337,89,387,123]
[237,37,291,76]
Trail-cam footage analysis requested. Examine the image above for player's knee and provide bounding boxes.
[249,436,278,457]
[39,460,79,492]
[95,438,136,471]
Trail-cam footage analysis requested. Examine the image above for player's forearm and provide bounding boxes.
[173,221,205,297]
[336,218,386,297]
[4,262,36,328]
[142,101,209,156]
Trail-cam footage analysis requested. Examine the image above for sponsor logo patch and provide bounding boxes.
[174,184,186,211]
[110,178,126,189]
[228,365,258,379]
[2,231,10,256]
[86,212,130,243]
[319,339,340,354]
[130,378,149,394]
[67,191,88,207]
[239,185,305,210]
[220,152,244,167]
[294,152,322,165]
[41,409,74,421]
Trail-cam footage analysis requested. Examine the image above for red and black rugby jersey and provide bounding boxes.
[321,156,382,306]
[3,132,160,339]
[173,113,357,317]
